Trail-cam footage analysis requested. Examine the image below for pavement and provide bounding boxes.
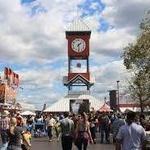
[0,134,115,150]
[32,137,115,150]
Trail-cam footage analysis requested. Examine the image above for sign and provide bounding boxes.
[5,85,16,104]
[70,99,90,114]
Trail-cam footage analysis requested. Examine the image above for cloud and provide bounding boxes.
[16,65,67,108]
[101,0,150,33]
[91,28,135,58]
[91,60,131,100]
[0,0,149,109]
[0,0,85,64]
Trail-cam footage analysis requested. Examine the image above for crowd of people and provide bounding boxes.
[0,110,150,150]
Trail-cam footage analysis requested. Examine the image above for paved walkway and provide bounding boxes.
[0,134,115,150]
[32,137,115,150]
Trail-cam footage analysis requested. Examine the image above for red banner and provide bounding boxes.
[4,67,19,87]
[8,68,12,75]
[12,72,16,84]
[4,67,9,79]
[16,74,19,86]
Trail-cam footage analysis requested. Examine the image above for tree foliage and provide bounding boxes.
[122,11,150,112]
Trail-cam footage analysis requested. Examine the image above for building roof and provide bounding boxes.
[44,94,103,112]
[66,18,90,32]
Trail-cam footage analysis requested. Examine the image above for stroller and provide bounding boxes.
[34,122,46,137]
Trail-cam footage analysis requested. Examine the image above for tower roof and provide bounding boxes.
[66,18,91,32]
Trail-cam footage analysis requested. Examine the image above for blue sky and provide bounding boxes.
[0,0,149,110]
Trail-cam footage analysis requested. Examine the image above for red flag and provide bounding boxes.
[8,68,13,85]
[13,72,16,84]
[8,68,12,75]
[4,67,9,79]
[16,74,19,86]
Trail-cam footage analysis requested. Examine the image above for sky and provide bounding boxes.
[0,0,150,110]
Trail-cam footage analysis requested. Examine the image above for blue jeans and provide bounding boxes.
[0,142,8,150]
[1,130,9,144]
[7,145,22,150]
[61,135,73,150]
[100,126,110,143]
[1,130,9,150]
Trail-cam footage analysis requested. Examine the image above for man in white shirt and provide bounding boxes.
[116,111,146,150]
[47,114,56,141]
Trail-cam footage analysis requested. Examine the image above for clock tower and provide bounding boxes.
[63,18,94,94]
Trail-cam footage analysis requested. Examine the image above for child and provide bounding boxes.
[22,130,32,150]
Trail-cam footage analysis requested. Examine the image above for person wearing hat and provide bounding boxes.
[0,110,10,150]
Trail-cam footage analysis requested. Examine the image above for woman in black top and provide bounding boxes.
[7,117,31,150]
[75,113,93,150]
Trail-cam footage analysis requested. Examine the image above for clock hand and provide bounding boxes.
[77,43,81,47]
[77,43,81,52]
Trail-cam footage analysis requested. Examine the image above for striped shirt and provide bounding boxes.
[0,117,10,130]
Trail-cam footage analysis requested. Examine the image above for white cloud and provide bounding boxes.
[0,0,149,109]
[101,0,150,32]
[0,0,85,64]
[16,66,67,109]
[91,28,135,58]
[91,60,131,100]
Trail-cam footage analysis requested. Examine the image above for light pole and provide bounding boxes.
[117,80,120,110]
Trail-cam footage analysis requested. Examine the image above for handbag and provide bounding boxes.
[21,144,28,150]
[83,132,89,140]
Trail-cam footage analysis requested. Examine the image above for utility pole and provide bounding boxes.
[117,80,120,110]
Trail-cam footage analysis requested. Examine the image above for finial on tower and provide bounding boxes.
[67,18,90,32]
[67,6,90,32]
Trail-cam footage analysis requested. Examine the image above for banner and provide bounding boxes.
[5,85,16,104]
[4,67,19,87]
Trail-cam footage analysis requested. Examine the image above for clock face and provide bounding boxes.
[71,38,86,53]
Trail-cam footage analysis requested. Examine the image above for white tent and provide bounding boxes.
[21,111,36,116]
[120,107,141,113]
[44,95,103,112]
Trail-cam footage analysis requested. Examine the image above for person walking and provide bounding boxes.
[47,114,56,141]
[75,112,93,150]
[116,111,146,150]
[0,110,10,150]
[112,113,125,143]
[60,112,74,150]
[7,117,31,150]
[99,114,110,143]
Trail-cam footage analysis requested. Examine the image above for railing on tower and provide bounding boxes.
[68,90,90,95]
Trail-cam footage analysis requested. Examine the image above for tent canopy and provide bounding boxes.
[44,95,104,112]
[21,111,36,116]
[98,102,112,112]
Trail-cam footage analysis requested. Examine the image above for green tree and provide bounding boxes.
[123,11,150,113]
